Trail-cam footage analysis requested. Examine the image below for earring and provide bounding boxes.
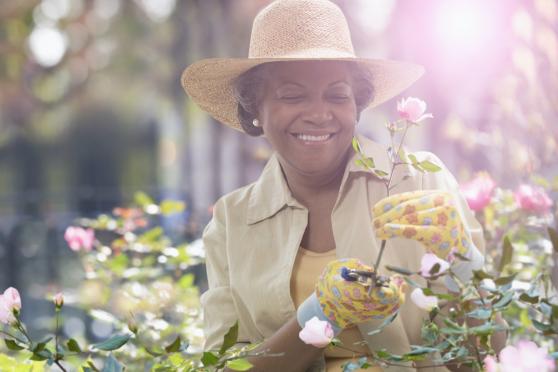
[252,118,260,127]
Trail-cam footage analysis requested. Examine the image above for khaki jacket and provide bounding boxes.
[201,134,485,371]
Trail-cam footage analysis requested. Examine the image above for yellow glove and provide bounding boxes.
[315,258,405,329]
[372,190,473,260]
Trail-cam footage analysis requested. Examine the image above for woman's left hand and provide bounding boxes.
[371,190,473,260]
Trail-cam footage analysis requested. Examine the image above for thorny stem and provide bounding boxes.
[373,122,411,277]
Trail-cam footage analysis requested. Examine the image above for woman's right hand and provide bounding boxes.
[297,258,406,337]
[316,258,406,329]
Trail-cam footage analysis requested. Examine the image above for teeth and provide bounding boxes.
[296,134,331,142]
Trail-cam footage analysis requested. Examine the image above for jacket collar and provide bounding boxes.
[246,134,394,225]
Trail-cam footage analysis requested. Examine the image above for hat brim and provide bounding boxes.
[181,56,424,132]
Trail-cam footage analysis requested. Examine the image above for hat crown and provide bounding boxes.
[248,0,356,59]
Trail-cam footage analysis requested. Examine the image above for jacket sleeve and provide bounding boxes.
[200,198,247,351]
[418,151,486,290]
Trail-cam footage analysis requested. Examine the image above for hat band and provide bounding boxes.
[248,47,357,59]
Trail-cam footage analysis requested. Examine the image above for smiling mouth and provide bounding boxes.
[292,133,334,143]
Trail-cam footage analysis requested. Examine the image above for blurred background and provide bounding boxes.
[0,0,556,343]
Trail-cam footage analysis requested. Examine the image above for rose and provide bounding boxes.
[484,340,555,372]
[514,184,553,215]
[397,97,434,124]
[459,172,496,212]
[419,253,450,278]
[0,287,20,325]
[410,288,438,311]
[53,292,64,308]
[3,287,21,312]
[298,316,334,348]
[64,226,95,252]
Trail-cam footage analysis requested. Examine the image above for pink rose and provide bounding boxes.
[410,288,438,311]
[484,340,555,372]
[0,300,15,325]
[64,226,95,252]
[419,253,450,278]
[0,287,21,325]
[460,172,496,211]
[515,184,553,215]
[483,355,499,372]
[3,287,21,312]
[53,292,64,308]
[397,97,434,124]
[298,316,334,348]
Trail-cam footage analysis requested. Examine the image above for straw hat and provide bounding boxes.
[181,0,424,132]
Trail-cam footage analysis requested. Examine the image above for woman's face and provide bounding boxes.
[258,61,358,178]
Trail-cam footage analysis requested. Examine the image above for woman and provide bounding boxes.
[181,1,486,371]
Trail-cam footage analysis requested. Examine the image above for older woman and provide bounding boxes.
[182,1,487,371]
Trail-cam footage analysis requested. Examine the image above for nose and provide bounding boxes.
[302,98,333,125]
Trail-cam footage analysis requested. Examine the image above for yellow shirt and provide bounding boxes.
[201,134,484,371]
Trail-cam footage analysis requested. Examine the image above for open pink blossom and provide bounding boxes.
[515,184,553,215]
[397,97,434,124]
[64,226,95,252]
[0,295,16,325]
[484,340,555,372]
[410,288,438,311]
[419,253,450,278]
[298,316,334,348]
[460,172,496,212]
[3,287,21,312]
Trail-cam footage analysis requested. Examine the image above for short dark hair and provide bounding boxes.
[232,61,375,137]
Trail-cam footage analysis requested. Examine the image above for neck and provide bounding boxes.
[278,149,352,206]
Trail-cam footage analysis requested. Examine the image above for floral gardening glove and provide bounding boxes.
[372,190,473,260]
[316,258,405,329]
[297,258,405,334]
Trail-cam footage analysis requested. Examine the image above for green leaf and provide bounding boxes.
[418,160,442,172]
[5,339,24,351]
[91,334,131,351]
[530,318,550,332]
[160,200,186,215]
[138,227,164,243]
[493,291,514,309]
[352,137,362,154]
[134,191,155,207]
[385,265,414,276]
[67,338,82,353]
[226,358,253,371]
[466,308,491,320]
[164,336,182,353]
[32,337,52,353]
[201,352,219,366]
[494,273,517,286]
[548,228,558,254]
[101,354,123,372]
[421,321,439,346]
[367,311,399,336]
[374,169,389,177]
[469,323,506,336]
[473,270,493,281]
[398,148,408,163]
[219,321,239,355]
[30,349,52,361]
[408,153,418,164]
[519,293,539,304]
[363,157,375,169]
[498,236,514,273]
